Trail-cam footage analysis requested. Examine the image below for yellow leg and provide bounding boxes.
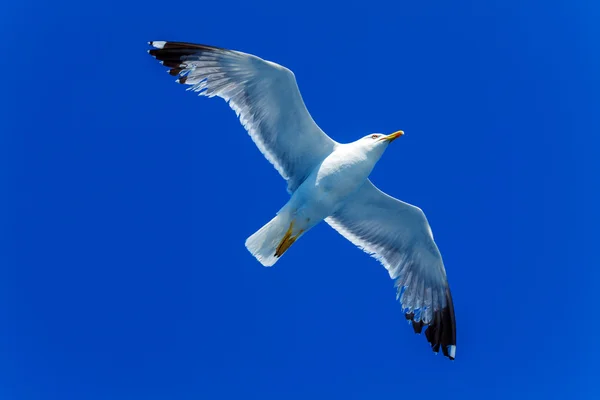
[275,220,303,258]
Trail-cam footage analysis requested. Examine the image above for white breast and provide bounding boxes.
[284,143,378,229]
[313,144,375,204]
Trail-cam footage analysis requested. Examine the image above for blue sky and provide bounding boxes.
[2,1,599,399]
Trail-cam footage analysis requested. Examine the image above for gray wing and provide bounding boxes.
[148,41,337,193]
[325,180,456,360]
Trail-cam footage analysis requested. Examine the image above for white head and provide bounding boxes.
[353,130,405,162]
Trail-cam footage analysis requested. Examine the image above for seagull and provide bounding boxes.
[148,41,457,360]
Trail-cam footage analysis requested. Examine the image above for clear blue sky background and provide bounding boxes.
[2,1,599,399]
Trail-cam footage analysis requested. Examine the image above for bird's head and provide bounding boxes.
[355,130,404,160]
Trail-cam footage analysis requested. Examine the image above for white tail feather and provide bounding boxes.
[245,214,291,266]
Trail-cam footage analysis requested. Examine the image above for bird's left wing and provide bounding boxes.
[325,180,457,359]
[148,41,337,193]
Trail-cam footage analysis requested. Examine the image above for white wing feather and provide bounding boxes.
[326,180,456,359]
[149,41,337,193]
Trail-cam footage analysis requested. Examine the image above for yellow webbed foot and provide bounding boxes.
[274,220,303,258]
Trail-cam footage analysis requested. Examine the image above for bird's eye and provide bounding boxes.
[371,134,379,139]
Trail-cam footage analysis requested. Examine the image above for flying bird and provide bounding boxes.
[148,41,457,360]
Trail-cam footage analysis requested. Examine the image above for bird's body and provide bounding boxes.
[287,144,369,232]
[148,40,457,360]
[247,136,392,265]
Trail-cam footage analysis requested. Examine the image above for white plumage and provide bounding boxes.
[148,41,457,360]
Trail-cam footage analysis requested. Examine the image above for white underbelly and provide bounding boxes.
[287,151,373,226]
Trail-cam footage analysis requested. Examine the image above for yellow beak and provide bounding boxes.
[381,130,404,143]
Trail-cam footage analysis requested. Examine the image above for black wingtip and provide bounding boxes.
[146,41,231,84]
[147,40,226,51]
[147,41,224,70]
[406,287,456,360]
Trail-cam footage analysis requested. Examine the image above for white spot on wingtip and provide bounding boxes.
[448,345,456,359]
[150,41,166,49]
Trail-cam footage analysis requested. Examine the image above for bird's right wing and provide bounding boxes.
[325,180,456,359]
[148,41,337,193]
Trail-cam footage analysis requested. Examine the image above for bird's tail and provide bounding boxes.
[245,213,304,267]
